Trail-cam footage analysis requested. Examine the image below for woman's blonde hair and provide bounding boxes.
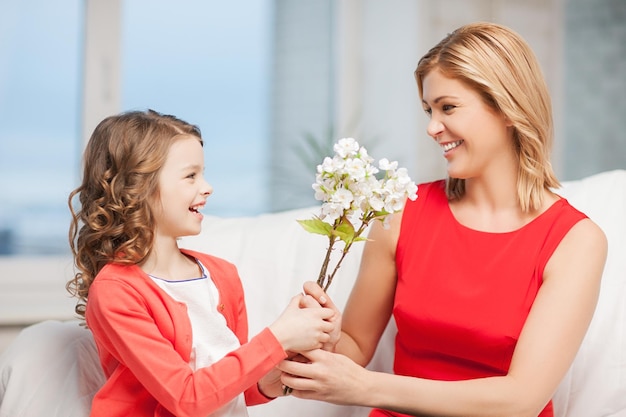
[415,22,559,212]
[67,109,202,318]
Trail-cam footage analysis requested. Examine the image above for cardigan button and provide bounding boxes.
[218,303,225,311]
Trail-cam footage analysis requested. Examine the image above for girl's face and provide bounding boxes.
[421,69,514,180]
[150,135,213,239]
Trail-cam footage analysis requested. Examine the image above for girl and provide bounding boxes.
[67,109,336,417]
[281,22,608,417]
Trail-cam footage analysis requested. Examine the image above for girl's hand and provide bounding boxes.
[269,294,335,353]
[278,349,367,405]
[302,281,342,351]
[257,367,285,399]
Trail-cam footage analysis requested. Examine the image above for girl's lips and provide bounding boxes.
[189,207,204,221]
[189,204,205,220]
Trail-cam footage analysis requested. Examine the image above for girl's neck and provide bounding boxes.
[140,237,200,281]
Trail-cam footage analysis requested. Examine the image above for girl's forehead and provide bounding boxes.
[164,136,204,161]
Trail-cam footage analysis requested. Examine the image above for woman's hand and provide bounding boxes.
[278,349,368,405]
[302,281,342,351]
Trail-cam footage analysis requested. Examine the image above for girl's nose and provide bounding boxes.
[426,117,444,140]
[202,178,213,196]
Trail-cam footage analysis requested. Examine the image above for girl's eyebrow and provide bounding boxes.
[181,163,202,171]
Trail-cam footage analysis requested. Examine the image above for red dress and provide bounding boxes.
[370,180,586,417]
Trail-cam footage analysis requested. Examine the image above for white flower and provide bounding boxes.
[330,188,354,210]
[319,156,340,174]
[368,195,385,212]
[312,182,326,201]
[378,158,398,171]
[298,137,419,291]
[333,137,360,158]
[344,157,368,180]
[320,202,344,223]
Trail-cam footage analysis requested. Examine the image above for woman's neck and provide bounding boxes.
[451,169,550,233]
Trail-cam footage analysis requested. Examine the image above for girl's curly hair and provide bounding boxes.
[67,109,202,318]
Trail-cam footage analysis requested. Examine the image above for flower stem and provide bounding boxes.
[317,235,337,289]
[323,243,351,291]
[320,213,376,291]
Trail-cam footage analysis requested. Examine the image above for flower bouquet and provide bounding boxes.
[298,137,418,291]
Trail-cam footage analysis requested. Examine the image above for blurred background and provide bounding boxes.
[1,0,625,257]
[0,0,625,346]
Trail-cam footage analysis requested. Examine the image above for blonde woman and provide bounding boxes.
[281,22,608,417]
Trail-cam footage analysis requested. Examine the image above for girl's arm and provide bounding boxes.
[88,285,286,417]
[283,218,607,417]
[87,275,334,416]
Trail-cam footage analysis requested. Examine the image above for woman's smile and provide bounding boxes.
[441,139,464,154]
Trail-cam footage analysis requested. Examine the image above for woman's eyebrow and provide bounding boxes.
[423,95,458,105]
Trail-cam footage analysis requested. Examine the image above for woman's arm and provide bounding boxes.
[303,213,401,364]
[334,214,401,365]
[282,218,607,417]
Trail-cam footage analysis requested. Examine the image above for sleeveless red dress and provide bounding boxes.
[370,180,586,417]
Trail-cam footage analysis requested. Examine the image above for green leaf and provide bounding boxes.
[333,219,356,244]
[297,218,333,237]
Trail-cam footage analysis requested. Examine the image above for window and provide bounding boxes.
[0,0,82,255]
[121,0,272,217]
[0,0,275,328]
[0,0,273,256]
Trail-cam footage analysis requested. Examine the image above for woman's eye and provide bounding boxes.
[442,104,456,112]
[423,108,432,117]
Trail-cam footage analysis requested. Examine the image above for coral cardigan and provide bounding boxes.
[85,248,286,417]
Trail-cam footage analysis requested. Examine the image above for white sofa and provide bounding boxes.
[1,169,625,417]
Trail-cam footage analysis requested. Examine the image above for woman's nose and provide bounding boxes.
[426,117,444,139]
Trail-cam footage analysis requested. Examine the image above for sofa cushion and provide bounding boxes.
[550,170,626,417]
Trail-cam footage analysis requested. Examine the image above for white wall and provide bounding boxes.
[334,0,565,183]
[266,0,566,207]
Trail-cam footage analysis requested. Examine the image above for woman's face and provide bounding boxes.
[421,69,514,180]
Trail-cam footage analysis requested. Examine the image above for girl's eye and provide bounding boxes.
[186,173,196,179]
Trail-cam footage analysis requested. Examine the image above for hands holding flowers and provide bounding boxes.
[279,138,417,396]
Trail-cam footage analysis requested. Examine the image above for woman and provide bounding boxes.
[279,22,607,417]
